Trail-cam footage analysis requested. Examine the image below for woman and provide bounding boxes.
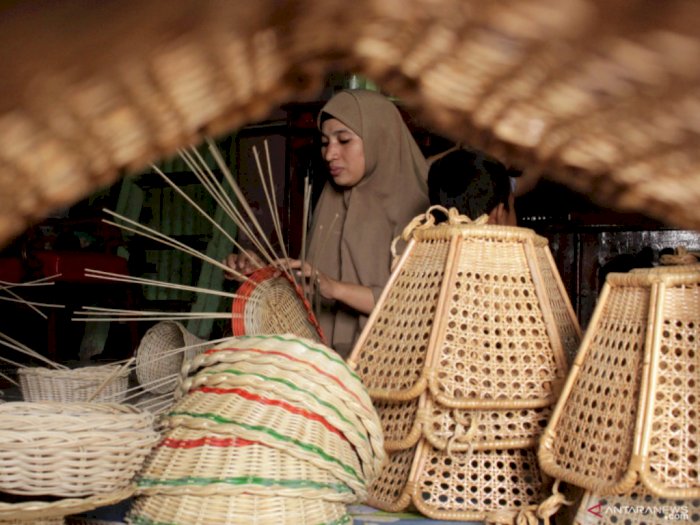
[227,89,429,357]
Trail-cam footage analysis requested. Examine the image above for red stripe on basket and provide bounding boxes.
[195,385,348,441]
[202,346,369,411]
[160,436,258,449]
[229,265,326,343]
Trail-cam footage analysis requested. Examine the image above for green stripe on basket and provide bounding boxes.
[236,333,362,382]
[130,513,353,525]
[203,366,367,442]
[167,411,363,483]
[137,475,352,493]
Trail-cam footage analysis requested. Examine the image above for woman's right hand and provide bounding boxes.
[223,251,263,281]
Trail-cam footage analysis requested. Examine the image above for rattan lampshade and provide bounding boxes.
[347,207,581,523]
[539,264,700,500]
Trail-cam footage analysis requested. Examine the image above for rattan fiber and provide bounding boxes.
[0,402,158,497]
[539,266,700,499]
[18,364,129,403]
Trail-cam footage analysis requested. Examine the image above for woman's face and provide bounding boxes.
[320,118,366,188]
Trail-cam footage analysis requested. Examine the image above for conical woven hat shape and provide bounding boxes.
[539,264,700,499]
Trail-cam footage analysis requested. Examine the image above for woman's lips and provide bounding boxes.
[329,165,343,177]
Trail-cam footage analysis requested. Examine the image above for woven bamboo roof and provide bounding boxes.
[1,0,699,245]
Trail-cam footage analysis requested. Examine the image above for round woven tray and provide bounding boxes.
[232,266,326,343]
[136,426,356,502]
[134,320,205,395]
[0,402,158,497]
[128,492,351,525]
[18,364,129,403]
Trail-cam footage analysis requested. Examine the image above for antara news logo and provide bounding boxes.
[587,500,690,521]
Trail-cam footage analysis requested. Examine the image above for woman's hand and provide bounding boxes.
[286,259,335,300]
[223,251,263,281]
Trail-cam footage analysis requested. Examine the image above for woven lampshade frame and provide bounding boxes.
[539,267,700,499]
[349,216,577,409]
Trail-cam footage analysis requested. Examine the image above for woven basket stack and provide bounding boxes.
[128,333,384,525]
[538,263,700,524]
[347,208,581,523]
[0,402,159,524]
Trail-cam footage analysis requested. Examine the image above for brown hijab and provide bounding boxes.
[307,90,429,357]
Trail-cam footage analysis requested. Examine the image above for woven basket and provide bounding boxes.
[232,266,326,343]
[128,493,351,525]
[0,402,158,497]
[346,208,580,522]
[539,265,700,499]
[18,364,129,403]
[134,320,205,395]
[136,426,356,502]
[163,387,367,498]
[179,362,383,479]
[0,520,63,525]
[0,487,135,522]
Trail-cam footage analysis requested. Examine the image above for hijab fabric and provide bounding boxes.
[307,90,429,357]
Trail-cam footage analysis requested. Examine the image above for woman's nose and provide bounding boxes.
[324,142,338,161]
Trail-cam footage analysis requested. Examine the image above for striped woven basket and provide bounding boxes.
[347,207,581,523]
[539,265,700,499]
[232,266,326,344]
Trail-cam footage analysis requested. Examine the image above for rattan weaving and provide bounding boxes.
[0,519,63,525]
[134,320,205,395]
[232,266,326,343]
[3,0,700,248]
[178,363,383,478]
[163,387,367,497]
[346,208,580,522]
[0,402,158,497]
[539,265,700,499]
[18,364,129,402]
[128,493,351,525]
[136,426,356,502]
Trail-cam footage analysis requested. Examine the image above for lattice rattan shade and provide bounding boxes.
[539,265,700,500]
[347,209,581,523]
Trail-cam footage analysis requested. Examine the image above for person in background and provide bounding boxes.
[226,89,430,358]
[427,148,518,225]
